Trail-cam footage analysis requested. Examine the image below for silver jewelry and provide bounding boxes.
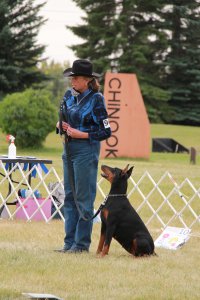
[71,88,80,97]
[76,91,92,105]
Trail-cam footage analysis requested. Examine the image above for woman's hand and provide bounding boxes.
[66,125,89,139]
[61,121,70,132]
[58,121,88,139]
[56,121,70,132]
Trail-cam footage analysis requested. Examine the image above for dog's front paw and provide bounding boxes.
[96,249,102,258]
[96,250,108,258]
[96,253,107,259]
[96,253,102,258]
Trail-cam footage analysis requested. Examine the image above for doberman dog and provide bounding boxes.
[96,164,155,257]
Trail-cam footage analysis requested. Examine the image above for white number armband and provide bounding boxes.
[103,119,110,129]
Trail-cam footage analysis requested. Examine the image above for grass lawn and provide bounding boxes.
[0,124,200,299]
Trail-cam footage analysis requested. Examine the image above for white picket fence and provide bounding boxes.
[0,161,199,232]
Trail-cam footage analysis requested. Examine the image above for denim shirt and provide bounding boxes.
[62,89,111,142]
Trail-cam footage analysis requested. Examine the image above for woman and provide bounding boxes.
[56,59,111,253]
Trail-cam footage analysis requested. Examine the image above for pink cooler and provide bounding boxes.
[16,197,51,221]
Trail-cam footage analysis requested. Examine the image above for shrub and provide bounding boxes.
[0,89,57,148]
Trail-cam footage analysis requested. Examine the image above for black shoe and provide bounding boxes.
[67,248,89,254]
[54,246,71,253]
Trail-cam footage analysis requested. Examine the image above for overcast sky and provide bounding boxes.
[35,0,85,64]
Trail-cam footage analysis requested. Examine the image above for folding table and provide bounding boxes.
[0,156,52,218]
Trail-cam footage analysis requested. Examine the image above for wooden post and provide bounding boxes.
[101,72,150,159]
[190,147,196,164]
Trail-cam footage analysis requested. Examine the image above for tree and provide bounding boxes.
[69,0,171,123]
[114,0,171,123]
[0,0,47,98]
[39,60,70,107]
[69,0,200,125]
[68,0,117,75]
[0,88,57,148]
[162,1,200,125]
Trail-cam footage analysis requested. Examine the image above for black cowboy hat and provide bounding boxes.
[63,59,100,78]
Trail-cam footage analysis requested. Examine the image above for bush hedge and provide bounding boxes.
[0,89,57,148]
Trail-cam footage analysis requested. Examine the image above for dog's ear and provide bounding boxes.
[122,165,134,179]
[122,164,129,175]
[126,166,134,178]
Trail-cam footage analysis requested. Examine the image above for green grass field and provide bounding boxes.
[0,124,200,300]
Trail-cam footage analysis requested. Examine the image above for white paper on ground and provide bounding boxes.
[154,226,191,250]
[22,293,63,300]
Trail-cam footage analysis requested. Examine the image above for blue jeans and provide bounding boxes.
[62,139,100,251]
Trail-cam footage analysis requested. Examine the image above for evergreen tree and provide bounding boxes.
[69,0,171,123]
[69,0,117,75]
[162,1,200,125]
[113,0,171,122]
[70,0,200,124]
[0,0,47,98]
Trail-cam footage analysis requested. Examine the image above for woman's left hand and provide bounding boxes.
[67,126,89,139]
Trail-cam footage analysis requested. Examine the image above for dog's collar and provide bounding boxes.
[93,194,127,220]
[107,193,127,198]
[102,193,127,205]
